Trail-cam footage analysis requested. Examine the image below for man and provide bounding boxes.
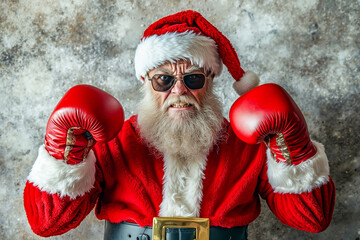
[24,10,335,239]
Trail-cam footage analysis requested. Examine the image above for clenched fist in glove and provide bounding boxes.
[44,85,124,165]
[230,83,316,165]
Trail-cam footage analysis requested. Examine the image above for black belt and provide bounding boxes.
[104,221,248,240]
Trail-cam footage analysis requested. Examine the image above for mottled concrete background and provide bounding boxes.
[0,0,359,239]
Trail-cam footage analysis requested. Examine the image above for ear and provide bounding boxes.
[140,76,145,83]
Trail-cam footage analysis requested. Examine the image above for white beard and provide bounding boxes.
[137,80,224,217]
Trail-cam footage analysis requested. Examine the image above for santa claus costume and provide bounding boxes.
[24,10,335,240]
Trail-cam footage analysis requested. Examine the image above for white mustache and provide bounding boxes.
[161,95,200,111]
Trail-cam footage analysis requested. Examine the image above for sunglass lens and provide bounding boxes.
[152,75,175,91]
[184,74,206,90]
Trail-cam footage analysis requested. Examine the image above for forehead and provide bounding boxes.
[151,60,203,73]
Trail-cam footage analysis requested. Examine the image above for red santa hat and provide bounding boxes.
[134,10,259,95]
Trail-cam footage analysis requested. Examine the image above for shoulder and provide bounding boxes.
[120,115,139,135]
[93,115,142,153]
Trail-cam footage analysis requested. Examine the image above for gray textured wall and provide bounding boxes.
[0,0,359,239]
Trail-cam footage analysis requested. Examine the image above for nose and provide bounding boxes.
[171,78,188,95]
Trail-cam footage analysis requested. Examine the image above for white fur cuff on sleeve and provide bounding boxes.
[267,141,330,194]
[27,145,96,199]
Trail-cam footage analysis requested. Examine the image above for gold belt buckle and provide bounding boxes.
[152,217,210,240]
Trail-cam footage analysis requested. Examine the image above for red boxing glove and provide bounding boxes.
[230,83,316,165]
[44,85,124,165]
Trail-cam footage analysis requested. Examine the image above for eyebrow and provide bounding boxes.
[152,66,204,75]
[185,66,204,73]
[152,68,173,75]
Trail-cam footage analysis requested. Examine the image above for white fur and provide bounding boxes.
[267,141,330,194]
[233,70,260,95]
[134,31,223,79]
[159,153,207,217]
[27,145,96,199]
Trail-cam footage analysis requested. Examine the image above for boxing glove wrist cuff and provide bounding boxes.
[27,145,96,199]
[266,141,330,194]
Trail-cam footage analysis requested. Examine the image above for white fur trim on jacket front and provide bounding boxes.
[267,141,330,194]
[134,31,223,80]
[159,153,207,217]
[27,145,96,199]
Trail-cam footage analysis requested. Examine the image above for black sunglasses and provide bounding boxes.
[148,73,208,92]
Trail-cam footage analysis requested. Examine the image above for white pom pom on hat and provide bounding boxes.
[134,10,259,95]
[233,70,260,95]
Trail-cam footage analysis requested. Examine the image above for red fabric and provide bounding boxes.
[258,171,336,232]
[24,115,335,237]
[142,10,245,81]
[23,164,103,237]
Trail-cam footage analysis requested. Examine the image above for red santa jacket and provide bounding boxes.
[24,116,335,237]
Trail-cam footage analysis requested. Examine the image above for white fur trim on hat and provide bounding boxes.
[266,141,330,194]
[135,31,223,79]
[233,70,260,95]
[27,145,96,199]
